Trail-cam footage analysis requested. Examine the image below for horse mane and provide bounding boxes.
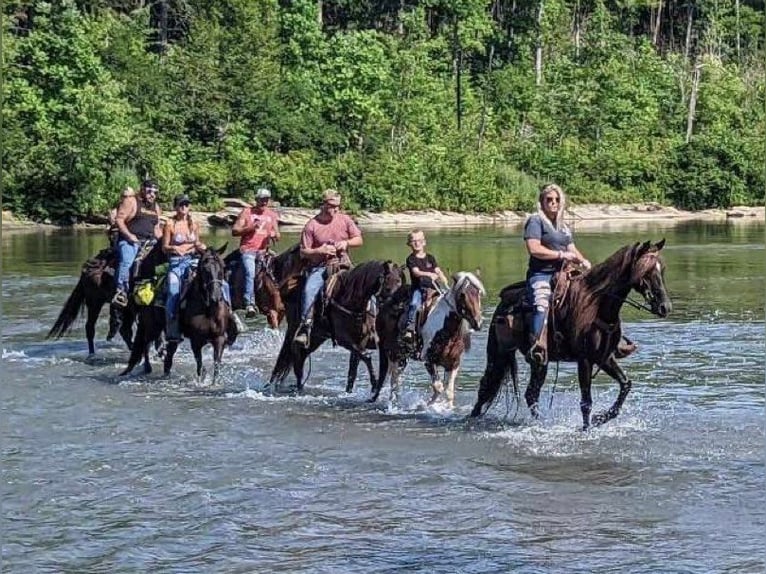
[334,260,387,308]
[580,243,638,295]
[453,271,486,296]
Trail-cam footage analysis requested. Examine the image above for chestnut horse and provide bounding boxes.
[368,272,486,407]
[225,250,285,328]
[47,240,164,356]
[269,260,404,392]
[470,240,672,430]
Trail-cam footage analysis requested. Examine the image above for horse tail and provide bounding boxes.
[470,314,517,418]
[47,278,86,339]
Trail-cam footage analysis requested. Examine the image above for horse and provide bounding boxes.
[225,250,285,328]
[470,240,672,430]
[269,259,404,392]
[47,240,164,356]
[367,272,486,408]
[120,246,232,383]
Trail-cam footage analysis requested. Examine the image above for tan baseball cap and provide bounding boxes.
[322,188,341,206]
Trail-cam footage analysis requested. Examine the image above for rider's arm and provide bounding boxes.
[162,220,177,255]
[568,243,591,269]
[232,208,252,237]
[153,205,163,239]
[269,209,281,241]
[526,238,577,262]
[434,266,449,286]
[115,197,138,243]
[299,223,334,261]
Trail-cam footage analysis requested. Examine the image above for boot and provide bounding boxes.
[227,310,245,346]
[245,304,257,318]
[615,336,637,359]
[293,320,312,348]
[111,288,128,308]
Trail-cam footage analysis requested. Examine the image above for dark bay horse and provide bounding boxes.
[269,260,403,392]
[120,246,232,383]
[368,272,486,407]
[470,240,672,430]
[47,241,164,356]
[225,250,285,328]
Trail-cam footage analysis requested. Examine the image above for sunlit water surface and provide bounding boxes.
[2,222,764,572]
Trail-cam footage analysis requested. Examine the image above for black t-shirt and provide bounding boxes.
[523,214,573,274]
[406,253,439,290]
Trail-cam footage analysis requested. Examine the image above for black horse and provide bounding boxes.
[120,246,233,383]
[47,240,165,356]
[470,240,672,430]
[269,260,404,392]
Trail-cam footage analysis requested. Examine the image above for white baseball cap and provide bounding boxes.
[255,188,271,199]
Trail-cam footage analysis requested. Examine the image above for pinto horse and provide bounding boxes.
[269,260,403,392]
[225,250,285,328]
[47,241,164,356]
[368,272,486,407]
[120,246,233,383]
[470,240,672,430]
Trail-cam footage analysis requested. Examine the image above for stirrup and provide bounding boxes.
[526,344,547,366]
[402,329,414,342]
[111,289,128,308]
[293,322,311,347]
[615,339,638,359]
[245,305,257,318]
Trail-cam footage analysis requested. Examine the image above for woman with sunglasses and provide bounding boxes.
[523,183,591,364]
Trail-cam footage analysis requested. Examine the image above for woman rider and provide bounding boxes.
[163,194,207,342]
[523,184,590,365]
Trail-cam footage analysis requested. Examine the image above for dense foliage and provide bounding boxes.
[2,0,764,220]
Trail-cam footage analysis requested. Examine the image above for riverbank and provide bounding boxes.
[2,202,763,234]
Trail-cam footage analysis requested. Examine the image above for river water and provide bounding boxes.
[2,221,764,573]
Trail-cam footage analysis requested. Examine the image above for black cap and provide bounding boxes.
[142,179,159,193]
[173,194,191,208]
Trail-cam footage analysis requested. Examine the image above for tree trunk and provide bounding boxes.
[684,3,693,60]
[317,0,323,27]
[652,0,663,47]
[454,19,463,130]
[735,0,741,62]
[535,0,544,86]
[478,44,495,149]
[686,61,702,143]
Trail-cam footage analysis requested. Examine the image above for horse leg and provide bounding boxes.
[359,353,377,393]
[369,350,389,402]
[524,362,548,419]
[389,362,404,406]
[444,366,460,409]
[118,308,134,350]
[591,355,632,427]
[427,363,443,404]
[212,337,225,385]
[192,341,205,384]
[346,353,361,393]
[577,360,594,431]
[85,302,100,356]
[119,320,147,376]
[163,341,179,376]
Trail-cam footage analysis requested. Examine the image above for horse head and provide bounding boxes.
[450,271,486,331]
[260,257,285,328]
[630,239,672,318]
[197,246,227,310]
[377,261,404,302]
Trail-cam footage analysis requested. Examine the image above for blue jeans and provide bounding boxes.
[301,266,326,322]
[242,251,266,306]
[406,288,423,328]
[166,255,196,323]
[116,240,140,291]
[527,271,554,339]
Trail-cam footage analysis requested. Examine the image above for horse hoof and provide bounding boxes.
[591,411,611,427]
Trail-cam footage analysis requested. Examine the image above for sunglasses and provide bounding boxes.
[544,196,560,204]
[177,202,190,208]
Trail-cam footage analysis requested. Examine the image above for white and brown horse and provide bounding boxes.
[370,271,486,407]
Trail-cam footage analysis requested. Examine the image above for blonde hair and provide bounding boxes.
[536,183,568,232]
[121,186,136,198]
[407,229,426,245]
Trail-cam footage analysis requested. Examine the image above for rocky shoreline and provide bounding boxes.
[2,202,763,234]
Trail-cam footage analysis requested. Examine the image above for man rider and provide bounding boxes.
[112,179,162,307]
[293,189,363,347]
[231,188,281,318]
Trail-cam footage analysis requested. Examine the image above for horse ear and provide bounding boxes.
[216,242,228,255]
[474,267,482,278]
[638,240,651,255]
[655,238,666,251]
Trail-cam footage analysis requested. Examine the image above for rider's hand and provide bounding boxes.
[335,240,348,251]
[560,250,577,262]
[322,244,337,256]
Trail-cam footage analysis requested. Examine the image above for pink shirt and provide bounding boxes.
[300,213,361,267]
[239,207,279,253]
